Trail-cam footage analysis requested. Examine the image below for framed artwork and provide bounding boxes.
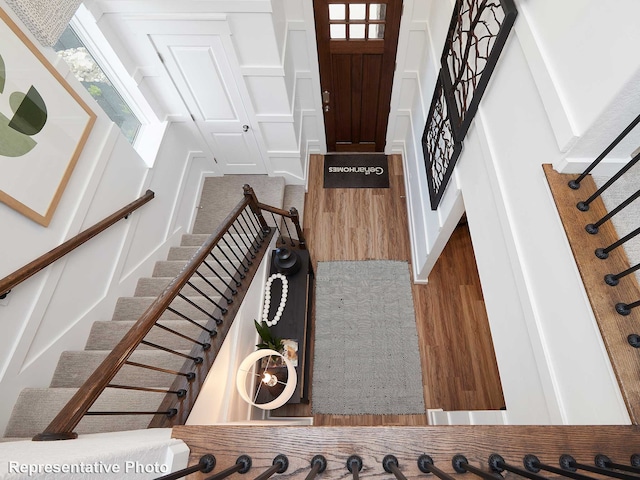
[0,7,95,226]
[440,0,517,142]
[422,71,462,210]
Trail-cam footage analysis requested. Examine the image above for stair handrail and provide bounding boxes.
[33,185,292,440]
[0,189,155,298]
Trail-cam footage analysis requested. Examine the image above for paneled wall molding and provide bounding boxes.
[120,14,230,35]
[255,114,295,123]
[241,66,286,77]
[84,0,272,18]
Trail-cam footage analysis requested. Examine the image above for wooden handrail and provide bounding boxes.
[33,195,252,440]
[0,190,155,297]
[254,198,306,249]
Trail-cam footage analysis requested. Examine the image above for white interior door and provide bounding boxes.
[153,34,266,174]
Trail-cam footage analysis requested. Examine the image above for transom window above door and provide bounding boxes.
[328,3,387,40]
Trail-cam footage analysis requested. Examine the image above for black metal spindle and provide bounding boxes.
[243,184,270,234]
[605,262,640,286]
[383,455,408,480]
[586,189,640,234]
[569,113,640,190]
[560,454,638,480]
[270,212,285,245]
[154,454,216,480]
[222,235,251,269]
[418,455,457,480]
[628,334,640,348]
[153,322,211,350]
[281,217,296,247]
[595,225,640,259]
[347,455,363,480]
[524,455,597,480]
[452,455,502,480]
[577,153,640,211]
[204,455,252,480]
[232,223,256,259]
[85,409,178,417]
[166,306,219,335]
[304,455,327,480]
[177,292,226,319]
[210,253,243,286]
[240,210,262,250]
[201,260,238,295]
[140,340,203,364]
[616,299,640,316]
[194,270,235,301]
[253,455,288,480]
[216,244,247,278]
[124,360,196,381]
[595,454,640,474]
[488,454,548,480]
[106,384,187,398]
[245,207,266,241]
[185,280,230,310]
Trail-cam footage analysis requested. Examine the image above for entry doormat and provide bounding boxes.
[323,154,390,188]
[312,261,426,415]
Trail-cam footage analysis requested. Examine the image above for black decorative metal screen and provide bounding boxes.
[422,0,517,209]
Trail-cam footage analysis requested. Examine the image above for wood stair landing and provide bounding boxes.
[544,164,640,423]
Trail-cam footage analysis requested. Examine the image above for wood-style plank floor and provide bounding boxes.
[273,154,504,425]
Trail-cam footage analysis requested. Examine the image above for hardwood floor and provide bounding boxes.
[273,154,504,425]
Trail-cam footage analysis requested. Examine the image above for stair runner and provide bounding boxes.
[3,176,304,439]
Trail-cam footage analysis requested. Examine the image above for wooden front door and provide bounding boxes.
[314,0,402,152]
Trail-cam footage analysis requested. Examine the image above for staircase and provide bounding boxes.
[2,176,305,440]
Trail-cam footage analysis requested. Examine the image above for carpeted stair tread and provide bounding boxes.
[283,185,306,226]
[180,233,258,247]
[193,175,285,234]
[5,388,167,438]
[86,320,211,351]
[51,350,191,388]
[112,296,224,322]
[135,277,233,297]
[152,260,236,278]
[167,245,246,261]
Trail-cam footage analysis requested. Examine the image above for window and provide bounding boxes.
[54,26,141,144]
[329,2,387,40]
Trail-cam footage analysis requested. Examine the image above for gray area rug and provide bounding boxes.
[312,260,425,415]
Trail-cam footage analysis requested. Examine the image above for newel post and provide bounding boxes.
[243,185,269,233]
[289,207,307,249]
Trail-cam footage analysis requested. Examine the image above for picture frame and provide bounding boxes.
[0,6,96,226]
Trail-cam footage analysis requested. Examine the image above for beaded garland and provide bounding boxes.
[262,273,288,327]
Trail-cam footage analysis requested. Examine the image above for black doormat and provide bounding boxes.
[323,154,390,188]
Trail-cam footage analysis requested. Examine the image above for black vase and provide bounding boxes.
[274,247,301,276]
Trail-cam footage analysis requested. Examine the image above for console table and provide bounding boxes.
[256,247,313,405]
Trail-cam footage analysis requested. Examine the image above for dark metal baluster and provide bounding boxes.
[210,253,243,286]
[586,189,640,234]
[488,454,548,480]
[561,455,639,480]
[245,207,266,241]
[605,262,640,286]
[124,360,197,381]
[281,216,296,247]
[628,334,640,348]
[578,153,640,211]
[106,384,187,398]
[616,299,640,316]
[204,455,252,480]
[595,455,640,474]
[194,270,235,301]
[304,455,327,480]
[166,306,219,335]
[154,454,216,480]
[253,455,288,480]
[240,210,262,250]
[270,212,285,245]
[140,340,203,364]
[232,223,256,258]
[177,292,226,320]
[569,113,640,189]
[524,455,597,480]
[222,235,251,269]
[185,280,230,310]
[86,409,178,417]
[243,184,270,234]
[452,455,502,480]
[595,226,640,259]
[347,455,363,480]
[153,322,211,350]
[418,454,457,480]
[216,244,247,278]
[383,455,408,480]
[201,260,238,295]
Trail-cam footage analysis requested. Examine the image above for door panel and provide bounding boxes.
[314,0,402,152]
[153,34,266,174]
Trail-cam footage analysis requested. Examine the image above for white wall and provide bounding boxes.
[0,2,214,434]
[388,0,634,423]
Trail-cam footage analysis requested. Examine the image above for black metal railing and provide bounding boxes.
[156,452,640,480]
[33,185,306,440]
